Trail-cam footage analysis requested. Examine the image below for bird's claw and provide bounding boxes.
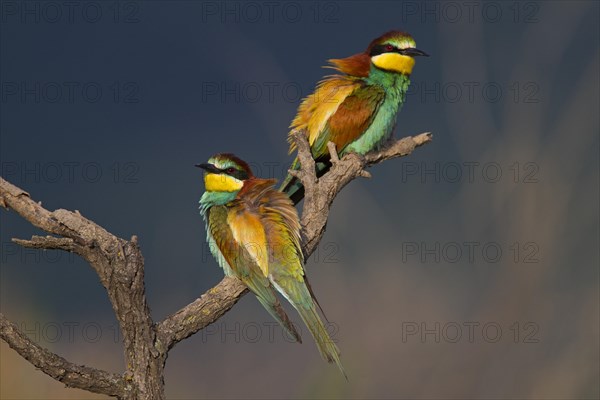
[327,142,340,164]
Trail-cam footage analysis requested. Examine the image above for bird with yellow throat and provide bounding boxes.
[280,30,428,204]
[197,153,345,377]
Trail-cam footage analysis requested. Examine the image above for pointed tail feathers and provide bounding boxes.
[256,296,302,343]
[297,305,347,379]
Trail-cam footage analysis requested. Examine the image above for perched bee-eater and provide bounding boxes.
[197,153,345,376]
[280,30,428,204]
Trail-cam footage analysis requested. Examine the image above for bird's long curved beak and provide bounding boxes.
[401,48,429,57]
[195,163,220,173]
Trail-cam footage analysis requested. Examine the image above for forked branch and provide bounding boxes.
[0,131,431,399]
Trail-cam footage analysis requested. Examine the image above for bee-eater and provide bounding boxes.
[280,30,428,204]
[197,153,345,376]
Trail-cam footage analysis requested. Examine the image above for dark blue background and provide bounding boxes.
[1,1,598,398]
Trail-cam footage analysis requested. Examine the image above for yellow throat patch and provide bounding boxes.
[204,173,243,192]
[371,53,415,75]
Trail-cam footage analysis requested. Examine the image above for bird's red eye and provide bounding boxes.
[386,44,394,52]
[226,167,236,174]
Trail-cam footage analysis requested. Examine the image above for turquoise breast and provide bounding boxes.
[346,73,410,154]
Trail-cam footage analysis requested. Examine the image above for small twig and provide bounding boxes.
[12,235,75,252]
[364,132,432,164]
[358,170,372,178]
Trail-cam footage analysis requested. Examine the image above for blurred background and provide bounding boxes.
[1,1,598,398]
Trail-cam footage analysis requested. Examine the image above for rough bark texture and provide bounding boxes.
[0,313,125,397]
[0,132,431,398]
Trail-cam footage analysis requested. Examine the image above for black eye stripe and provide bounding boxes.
[221,167,249,180]
[370,44,412,57]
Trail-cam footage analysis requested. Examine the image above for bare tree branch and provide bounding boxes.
[0,131,431,398]
[155,131,432,338]
[1,177,162,399]
[155,277,248,353]
[294,131,433,256]
[0,312,125,397]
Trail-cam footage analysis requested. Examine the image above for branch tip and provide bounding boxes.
[358,170,372,179]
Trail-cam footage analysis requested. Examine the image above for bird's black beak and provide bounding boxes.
[401,48,429,57]
[195,163,220,173]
